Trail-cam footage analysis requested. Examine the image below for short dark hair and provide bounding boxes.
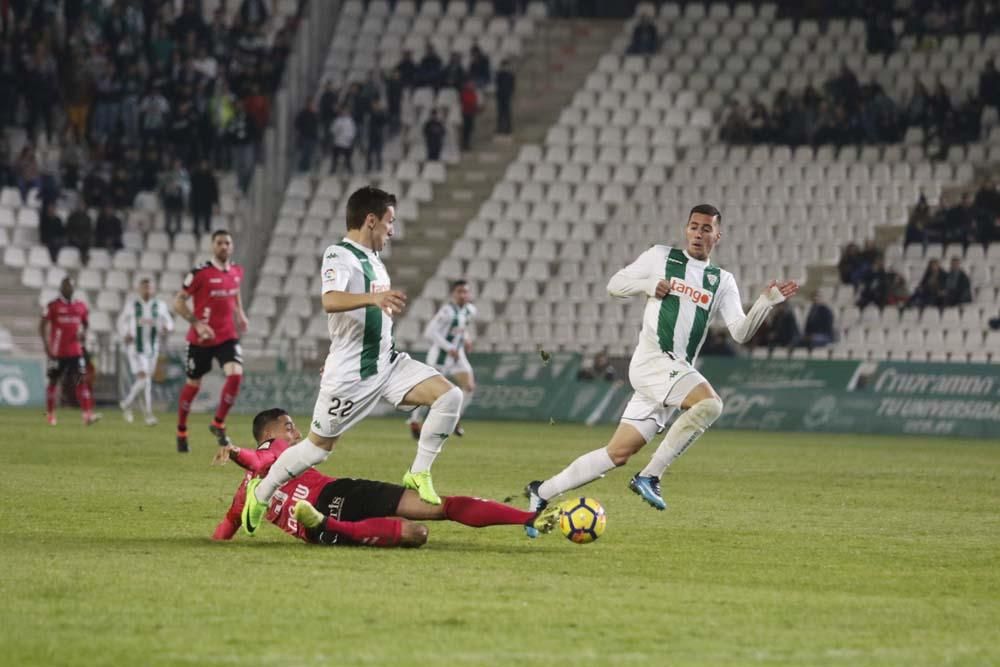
[346,186,397,230]
[450,279,468,291]
[252,408,288,442]
[688,204,722,223]
[211,229,232,240]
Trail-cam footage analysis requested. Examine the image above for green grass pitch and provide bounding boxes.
[1,407,997,666]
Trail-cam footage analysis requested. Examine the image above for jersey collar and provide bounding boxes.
[210,258,231,272]
[340,237,376,258]
[683,250,711,268]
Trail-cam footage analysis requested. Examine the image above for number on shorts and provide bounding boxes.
[327,397,355,418]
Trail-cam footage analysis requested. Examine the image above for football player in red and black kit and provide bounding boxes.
[212,408,560,547]
[39,277,100,426]
[173,230,249,456]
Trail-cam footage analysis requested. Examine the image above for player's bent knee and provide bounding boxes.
[401,522,429,547]
[433,385,463,413]
[689,397,724,429]
[224,362,243,376]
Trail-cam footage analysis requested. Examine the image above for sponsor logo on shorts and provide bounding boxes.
[668,277,712,308]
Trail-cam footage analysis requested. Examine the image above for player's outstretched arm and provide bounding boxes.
[607,247,663,300]
[723,279,800,344]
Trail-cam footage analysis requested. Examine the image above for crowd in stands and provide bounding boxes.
[720,65,986,149]
[295,41,517,174]
[1,0,301,266]
[839,241,974,311]
[905,183,1000,247]
[747,292,837,351]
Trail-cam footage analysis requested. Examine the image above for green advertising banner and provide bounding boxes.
[0,358,47,407]
[158,352,998,438]
[704,358,1000,439]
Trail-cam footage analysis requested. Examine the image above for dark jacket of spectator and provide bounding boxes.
[627,16,658,55]
[495,59,515,134]
[802,295,835,347]
[909,259,947,309]
[469,45,491,90]
[423,110,446,161]
[66,205,94,261]
[39,204,65,263]
[95,206,124,251]
[857,259,891,310]
[765,302,800,348]
[944,258,972,306]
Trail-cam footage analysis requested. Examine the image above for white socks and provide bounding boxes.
[538,448,616,501]
[143,376,153,416]
[254,439,331,502]
[409,386,463,473]
[640,397,724,479]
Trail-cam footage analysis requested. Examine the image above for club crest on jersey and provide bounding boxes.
[706,274,718,286]
[668,277,712,308]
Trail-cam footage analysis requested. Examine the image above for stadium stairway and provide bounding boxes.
[0,265,44,355]
[388,18,623,298]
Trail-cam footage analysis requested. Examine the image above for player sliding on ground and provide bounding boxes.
[213,408,559,547]
[240,187,464,536]
[524,204,798,535]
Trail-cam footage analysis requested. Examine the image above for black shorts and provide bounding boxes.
[47,356,85,383]
[185,339,242,379]
[308,478,406,546]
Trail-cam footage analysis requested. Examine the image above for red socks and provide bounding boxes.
[177,383,200,432]
[324,516,402,547]
[46,384,57,414]
[214,374,242,426]
[443,496,535,527]
[74,383,93,413]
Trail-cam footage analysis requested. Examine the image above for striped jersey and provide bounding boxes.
[424,302,477,366]
[610,245,744,364]
[319,238,394,383]
[116,297,174,356]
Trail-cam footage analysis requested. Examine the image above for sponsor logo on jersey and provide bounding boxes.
[371,283,391,293]
[209,278,222,283]
[668,277,712,308]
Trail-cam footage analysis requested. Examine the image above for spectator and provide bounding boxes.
[943,256,972,306]
[228,107,258,193]
[838,242,865,286]
[469,44,491,91]
[295,100,320,172]
[38,167,61,210]
[627,15,659,55]
[886,271,910,307]
[397,50,418,89]
[973,180,1000,243]
[0,134,12,187]
[82,165,110,209]
[908,258,947,309]
[23,43,60,144]
[577,350,616,381]
[765,301,800,348]
[443,52,466,91]
[989,313,1000,331]
[385,67,403,136]
[239,0,270,30]
[189,160,219,238]
[65,202,94,266]
[367,98,388,173]
[94,203,124,253]
[318,80,339,147]
[943,193,976,247]
[905,194,932,246]
[979,61,1000,110]
[418,44,443,89]
[801,292,835,348]
[139,86,171,147]
[330,107,356,175]
[460,79,479,150]
[39,202,66,263]
[159,158,189,238]
[15,145,40,203]
[856,258,890,310]
[423,108,446,162]
[496,58,515,135]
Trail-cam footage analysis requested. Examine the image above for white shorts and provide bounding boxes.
[627,340,707,408]
[126,349,157,377]
[427,348,473,378]
[310,351,439,438]
[620,393,677,443]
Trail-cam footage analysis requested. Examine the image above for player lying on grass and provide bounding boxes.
[213,408,559,547]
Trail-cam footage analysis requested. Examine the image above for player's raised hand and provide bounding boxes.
[653,279,671,299]
[766,279,799,299]
[373,289,407,315]
[194,321,215,341]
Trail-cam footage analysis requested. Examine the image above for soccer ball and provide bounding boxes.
[558,497,607,544]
